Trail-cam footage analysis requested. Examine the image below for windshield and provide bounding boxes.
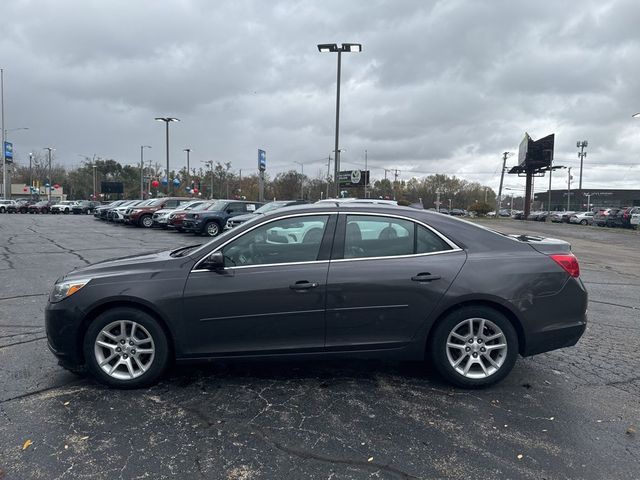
[254,202,288,214]
[206,201,226,211]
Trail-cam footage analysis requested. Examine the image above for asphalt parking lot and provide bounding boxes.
[0,214,638,479]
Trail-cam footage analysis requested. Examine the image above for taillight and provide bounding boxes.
[550,254,580,278]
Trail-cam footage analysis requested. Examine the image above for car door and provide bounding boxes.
[325,214,467,349]
[180,213,336,356]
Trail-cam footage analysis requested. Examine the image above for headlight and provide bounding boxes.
[50,278,91,303]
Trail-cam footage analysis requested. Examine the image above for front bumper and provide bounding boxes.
[182,219,203,232]
[45,301,85,366]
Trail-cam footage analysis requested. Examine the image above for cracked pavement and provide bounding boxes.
[0,214,638,479]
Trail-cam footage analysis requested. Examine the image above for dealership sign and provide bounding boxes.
[3,142,13,162]
[338,170,369,187]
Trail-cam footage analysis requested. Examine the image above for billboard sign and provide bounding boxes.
[338,170,369,187]
[101,181,124,194]
[515,133,554,171]
[4,141,13,162]
[258,149,266,171]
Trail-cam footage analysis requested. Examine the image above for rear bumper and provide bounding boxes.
[518,277,588,357]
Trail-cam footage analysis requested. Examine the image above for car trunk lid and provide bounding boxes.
[507,234,572,255]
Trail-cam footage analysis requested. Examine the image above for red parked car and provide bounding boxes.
[124,197,192,228]
[28,200,55,214]
[167,201,213,231]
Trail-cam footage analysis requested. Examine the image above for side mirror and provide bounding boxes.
[203,251,225,269]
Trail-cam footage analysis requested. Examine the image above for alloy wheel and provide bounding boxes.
[94,320,155,380]
[206,222,220,236]
[141,216,153,228]
[445,317,507,379]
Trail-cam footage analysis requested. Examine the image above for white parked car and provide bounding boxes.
[50,201,77,214]
[152,201,201,228]
[631,212,640,227]
[0,199,17,213]
[569,211,594,225]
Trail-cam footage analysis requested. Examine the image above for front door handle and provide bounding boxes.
[411,273,441,282]
[290,281,319,291]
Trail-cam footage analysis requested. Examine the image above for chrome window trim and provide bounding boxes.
[338,211,461,250]
[191,211,335,272]
[191,210,463,272]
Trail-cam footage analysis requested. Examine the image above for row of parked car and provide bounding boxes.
[93,197,313,236]
[514,207,640,228]
[93,197,409,236]
[0,199,101,215]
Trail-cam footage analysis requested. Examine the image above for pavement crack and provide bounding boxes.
[0,380,86,404]
[590,299,638,310]
[0,330,45,339]
[254,429,419,479]
[0,293,48,302]
[0,336,47,349]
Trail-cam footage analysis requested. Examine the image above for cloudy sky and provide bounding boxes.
[2,0,639,193]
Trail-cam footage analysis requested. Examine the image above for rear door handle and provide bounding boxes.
[411,273,441,282]
[290,281,319,291]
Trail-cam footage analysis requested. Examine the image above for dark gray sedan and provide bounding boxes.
[45,204,587,388]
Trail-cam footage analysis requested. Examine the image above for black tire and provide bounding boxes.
[139,214,153,228]
[83,307,170,389]
[580,219,587,225]
[0,207,5,213]
[204,221,220,237]
[429,305,518,388]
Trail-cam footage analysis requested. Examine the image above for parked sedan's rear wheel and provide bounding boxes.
[430,306,517,388]
[83,308,169,388]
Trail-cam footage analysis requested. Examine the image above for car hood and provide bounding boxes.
[154,208,173,215]
[62,249,186,282]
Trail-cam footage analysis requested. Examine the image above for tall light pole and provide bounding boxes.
[92,165,97,200]
[29,152,33,189]
[567,167,572,211]
[44,147,54,202]
[1,68,4,198]
[183,148,192,188]
[154,117,180,195]
[140,145,151,199]
[2,127,29,198]
[294,161,304,199]
[317,43,362,198]
[576,140,588,191]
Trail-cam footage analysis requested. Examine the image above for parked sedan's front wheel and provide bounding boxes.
[580,219,588,225]
[430,306,518,388]
[83,308,169,388]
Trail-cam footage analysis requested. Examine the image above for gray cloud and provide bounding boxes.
[1,0,639,192]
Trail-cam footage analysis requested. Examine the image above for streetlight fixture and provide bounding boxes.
[154,117,180,195]
[317,42,362,197]
[44,147,54,202]
[140,145,151,199]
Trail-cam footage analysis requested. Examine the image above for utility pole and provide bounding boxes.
[392,168,400,200]
[1,68,5,199]
[567,167,572,211]
[140,145,151,200]
[577,140,588,191]
[496,152,511,217]
[325,155,332,199]
[44,147,54,202]
[294,161,304,199]
[436,188,441,212]
[484,187,488,204]
[92,164,97,200]
[203,160,214,199]
[183,148,192,188]
[29,152,33,189]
